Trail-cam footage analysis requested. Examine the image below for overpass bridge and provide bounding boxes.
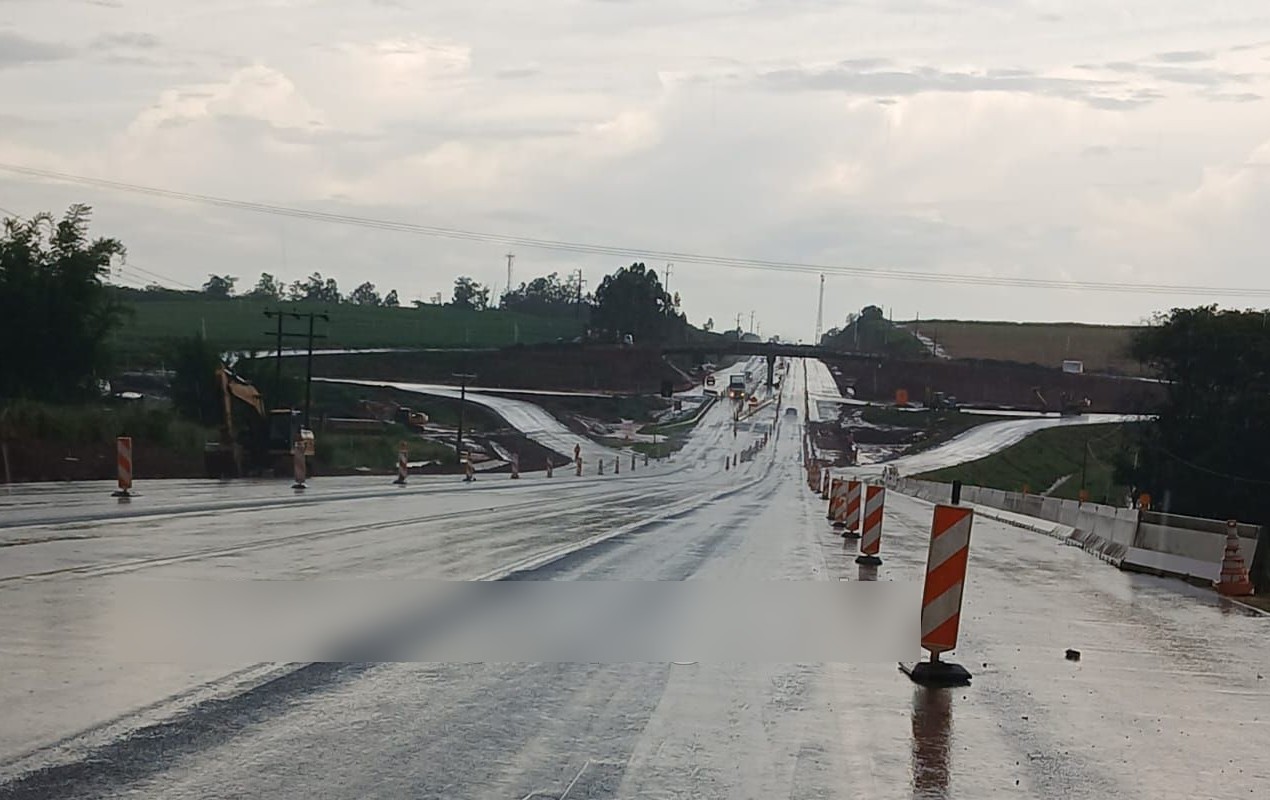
[660,342,880,387]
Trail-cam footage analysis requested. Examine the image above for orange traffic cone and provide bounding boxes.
[1216,520,1254,596]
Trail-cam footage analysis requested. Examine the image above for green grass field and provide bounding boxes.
[898,320,1143,374]
[110,295,585,365]
[917,422,1138,503]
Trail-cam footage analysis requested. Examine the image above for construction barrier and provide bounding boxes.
[920,505,973,654]
[575,455,582,477]
[644,453,650,467]
[820,470,831,500]
[393,442,408,485]
[599,458,605,476]
[615,455,620,474]
[291,442,307,490]
[546,459,554,478]
[857,485,885,565]
[112,436,133,497]
[631,453,637,471]
[843,480,862,537]
[827,478,844,521]
[464,454,475,482]
[510,454,520,479]
[1216,520,1254,596]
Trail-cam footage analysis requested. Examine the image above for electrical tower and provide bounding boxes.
[814,273,825,344]
[504,253,515,296]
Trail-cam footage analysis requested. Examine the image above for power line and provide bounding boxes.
[5,161,1270,298]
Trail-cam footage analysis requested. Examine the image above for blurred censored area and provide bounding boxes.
[47,580,919,663]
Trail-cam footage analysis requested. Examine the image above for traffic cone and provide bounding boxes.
[546,459,554,478]
[291,443,307,490]
[1216,520,1254,596]
[599,458,605,475]
[510,453,520,479]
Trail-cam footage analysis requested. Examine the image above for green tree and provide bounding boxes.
[348,281,382,306]
[202,274,237,299]
[383,289,399,307]
[288,272,341,303]
[500,272,588,317]
[0,205,127,400]
[591,262,685,343]
[247,272,283,300]
[1117,306,1270,522]
[450,276,490,311]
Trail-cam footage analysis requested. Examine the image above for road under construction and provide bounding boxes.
[0,359,1265,799]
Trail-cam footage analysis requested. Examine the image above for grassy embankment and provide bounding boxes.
[110,293,584,366]
[898,320,1143,375]
[917,422,1139,503]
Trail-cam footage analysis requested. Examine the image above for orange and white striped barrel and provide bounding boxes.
[1216,520,1254,596]
[920,505,975,654]
[861,485,885,555]
[843,480,863,533]
[115,436,133,493]
[827,477,845,521]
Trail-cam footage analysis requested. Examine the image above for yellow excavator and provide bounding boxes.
[205,365,315,478]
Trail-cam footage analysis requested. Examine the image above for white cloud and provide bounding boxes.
[5,0,1270,334]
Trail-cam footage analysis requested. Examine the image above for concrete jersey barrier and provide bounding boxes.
[891,475,1261,584]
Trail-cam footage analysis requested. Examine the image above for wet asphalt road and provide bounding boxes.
[2,360,1267,798]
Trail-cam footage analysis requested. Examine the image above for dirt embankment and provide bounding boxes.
[309,345,700,393]
[828,356,1160,413]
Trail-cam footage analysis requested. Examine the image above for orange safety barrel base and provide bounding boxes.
[1217,579,1254,597]
[855,553,882,566]
[899,658,972,687]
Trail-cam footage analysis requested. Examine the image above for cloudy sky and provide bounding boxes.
[4,0,1270,339]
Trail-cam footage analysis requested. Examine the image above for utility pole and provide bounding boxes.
[453,371,477,465]
[749,310,756,334]
[505,253,515,297]
[574,269,586,320]
[814,273,825,345]
[735,312,743,333]
[665,262,673,293]
[263,309,328,428]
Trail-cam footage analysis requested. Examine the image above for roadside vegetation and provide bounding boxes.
[857,406,1012,455]
[918,422,1138,503]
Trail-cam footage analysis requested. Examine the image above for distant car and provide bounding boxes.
[621,334,634,346]
[785,407,797,417]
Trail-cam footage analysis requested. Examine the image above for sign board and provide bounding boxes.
[1062,360,1084,374]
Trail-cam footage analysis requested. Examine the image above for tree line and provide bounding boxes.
[1,206,700,401]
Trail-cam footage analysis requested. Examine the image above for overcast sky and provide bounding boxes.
[4,0,1270,339]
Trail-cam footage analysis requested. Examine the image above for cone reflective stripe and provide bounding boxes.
[861,485,885,555]
[827,478,845,521]
[920,505,974,654]
[116,436,133,490]
[844,480,863,532]
[1216,520,1254,596]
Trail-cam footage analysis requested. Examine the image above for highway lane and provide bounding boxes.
[3,381,1266,798]
[0,388,778,776]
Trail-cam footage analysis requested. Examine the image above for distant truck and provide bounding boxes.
[728,374,746,399]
